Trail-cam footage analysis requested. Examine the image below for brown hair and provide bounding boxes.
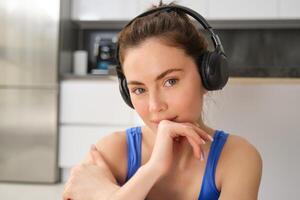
[117,1,208,71]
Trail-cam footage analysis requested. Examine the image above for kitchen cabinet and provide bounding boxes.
[59,125,127,168]
[71,0,300,21]
[279,0,300,19]
[71,0,139,20]
[60,78,134,125]
[139,0,208,17]
[140,0,281,20]
[208,0,300,19]
[59,77,140,179]
[208,0,277,19]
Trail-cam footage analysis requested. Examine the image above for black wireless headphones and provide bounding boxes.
[115,4,229,109]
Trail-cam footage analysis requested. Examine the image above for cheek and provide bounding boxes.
[171,80,204,117]
[174,89,202,109]
[132,97,149,119]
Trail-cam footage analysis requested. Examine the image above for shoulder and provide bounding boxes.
[223,134,262,167]
[88,130,128,185]
[223,134,261,158]
[95,130,127,152]
[219,133,263,199]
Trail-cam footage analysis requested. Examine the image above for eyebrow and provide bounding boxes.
[127,68,183,86]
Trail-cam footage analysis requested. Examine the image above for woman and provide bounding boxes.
[63,2,262,200]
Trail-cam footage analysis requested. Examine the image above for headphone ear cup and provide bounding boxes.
[117,69,134,109]
[198,50,229,91]
[198,52,211,90]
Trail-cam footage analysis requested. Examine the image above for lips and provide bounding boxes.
[150,116,177,124]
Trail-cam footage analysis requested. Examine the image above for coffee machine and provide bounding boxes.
[91,35,117,75]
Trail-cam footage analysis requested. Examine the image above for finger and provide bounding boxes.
[186,136,201,160]
[169,123,204,147]
[191,139,205,161]
[189,127,209,161]
[200,147,205,161]
[180,124,203,145]
[196,127,214,142]
[181,126,206,161]
[90,144,105,166]
[192,122,214,142]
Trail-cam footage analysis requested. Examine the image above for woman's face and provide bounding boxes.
[122,38,206,132]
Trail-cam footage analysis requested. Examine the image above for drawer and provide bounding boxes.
[60,79,134,125]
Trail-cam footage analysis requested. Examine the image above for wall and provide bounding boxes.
[202,79,300,200]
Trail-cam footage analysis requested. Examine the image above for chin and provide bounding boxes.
[144,122,158,133]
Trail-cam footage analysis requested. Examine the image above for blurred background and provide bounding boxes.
[0,0,299,199]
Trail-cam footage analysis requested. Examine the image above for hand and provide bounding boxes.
[147,120,213,177]
[62,145,118,200]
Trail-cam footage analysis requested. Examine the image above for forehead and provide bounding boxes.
[122,38,194,79]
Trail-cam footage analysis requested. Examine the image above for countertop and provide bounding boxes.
[61,74,300,84]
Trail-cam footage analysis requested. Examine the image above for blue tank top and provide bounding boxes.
[125,126,229,200]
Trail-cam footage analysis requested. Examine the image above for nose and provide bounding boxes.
[148,91,167,113]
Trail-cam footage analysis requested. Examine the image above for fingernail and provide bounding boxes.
[91,144,97,151]
[198,153,202,160]
[201,152,205,161]
[208,135,214,142]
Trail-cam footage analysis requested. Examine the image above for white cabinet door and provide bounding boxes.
[179,0,208,17]
[71,0,139,20]
[138,0,208,17]
[139,0,169,12]
[279,0,300,19]
[208,0,277,19]
[59,125,129,168]
[60,79,134,125]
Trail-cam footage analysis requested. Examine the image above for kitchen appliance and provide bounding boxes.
[0,0,72,183]
[97,38,116,70]
[91,36,117,74]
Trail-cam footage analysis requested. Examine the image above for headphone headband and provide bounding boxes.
[120,5,225,55]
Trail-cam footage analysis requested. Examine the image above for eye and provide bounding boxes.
[131,88,145,95]
[164,78,178,87]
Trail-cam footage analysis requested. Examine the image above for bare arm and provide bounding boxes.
[107,162,162,200]
[219,136,263,200]
[90,145,163,200]
[64,132,164,200]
